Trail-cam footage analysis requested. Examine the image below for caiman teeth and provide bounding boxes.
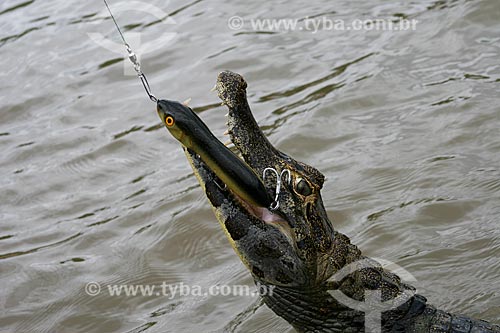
[182,98,192,106]
[224,140,234,148]
[210,84,217,92]
[223,129,230,136]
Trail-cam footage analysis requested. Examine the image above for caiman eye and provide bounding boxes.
[295,178,312,196]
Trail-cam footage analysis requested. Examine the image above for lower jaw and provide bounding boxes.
[234,194,296,245]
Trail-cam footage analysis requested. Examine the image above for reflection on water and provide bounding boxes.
[0,0,499,332]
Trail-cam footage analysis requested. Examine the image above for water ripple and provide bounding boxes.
[0,232,82,260]
[0,0,35,16]
[2,0,500,331]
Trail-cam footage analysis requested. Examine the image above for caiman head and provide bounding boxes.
[157,71,340,289]
[156,70,500,333]
[156,72,424,332]
[214,71,339,287]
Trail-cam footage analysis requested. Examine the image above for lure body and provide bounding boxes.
[157,99,272,209]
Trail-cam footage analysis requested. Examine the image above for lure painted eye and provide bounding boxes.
[165,116,175,127]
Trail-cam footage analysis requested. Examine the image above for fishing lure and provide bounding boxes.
[103,0,288,211]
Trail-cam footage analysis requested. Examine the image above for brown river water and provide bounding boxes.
[1,0,499,332]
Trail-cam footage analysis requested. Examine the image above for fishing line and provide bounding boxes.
[103,0,158,103]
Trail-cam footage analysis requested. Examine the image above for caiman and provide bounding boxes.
[156,71,500,333]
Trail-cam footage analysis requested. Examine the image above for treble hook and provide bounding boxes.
[213,177,227,191]
[263,168,291,211]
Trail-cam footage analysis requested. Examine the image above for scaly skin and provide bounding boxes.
[163,71,500,332]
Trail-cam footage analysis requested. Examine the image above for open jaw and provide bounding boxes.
[178,71,336,288]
